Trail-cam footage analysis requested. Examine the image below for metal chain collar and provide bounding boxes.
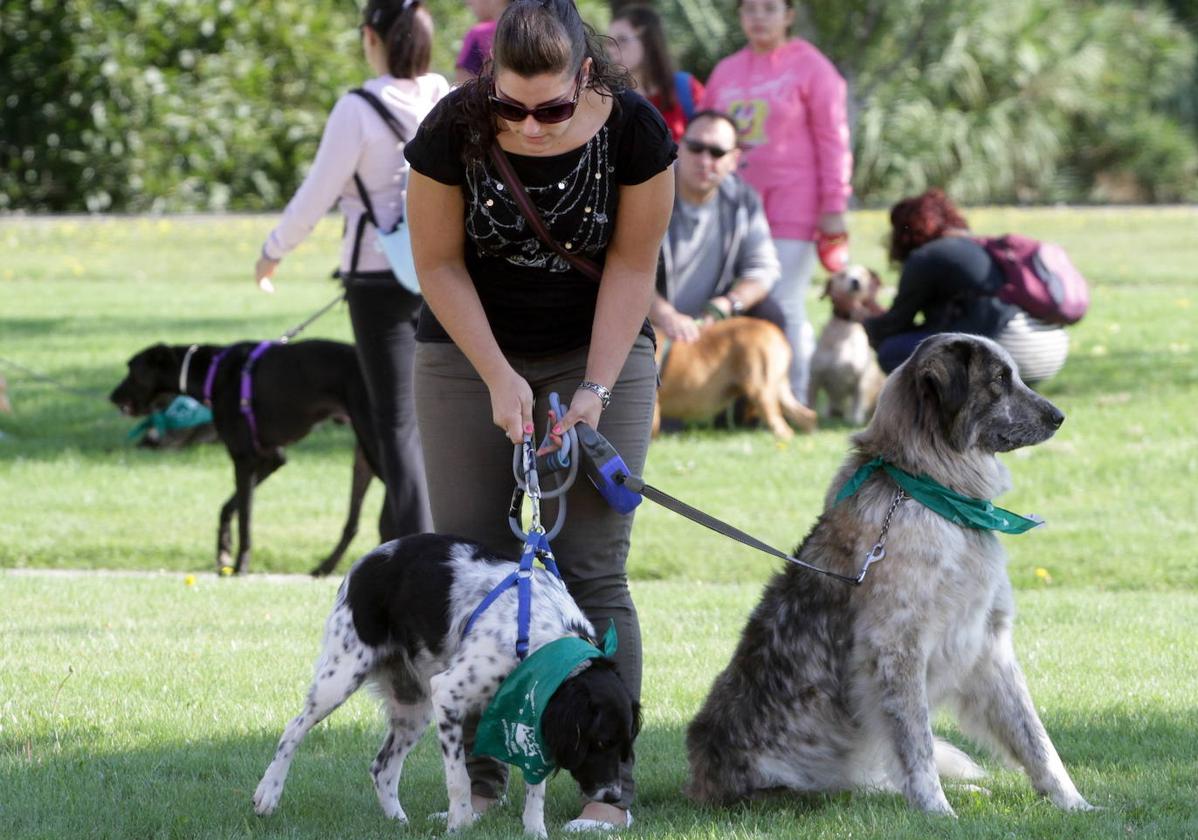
[854,488,908,583]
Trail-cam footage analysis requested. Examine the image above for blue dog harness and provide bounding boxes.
[462,405,578,660]
[462,530,562,661]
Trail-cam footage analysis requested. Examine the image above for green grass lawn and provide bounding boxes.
[1,209,1196,837]
[1,574,1195,839]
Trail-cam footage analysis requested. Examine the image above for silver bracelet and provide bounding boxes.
[576,380,613,410]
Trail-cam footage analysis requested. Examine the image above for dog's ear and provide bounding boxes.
[136,343,176,372]
[863,269,886,315]
[916,338,974,441]
[541,676,589,767]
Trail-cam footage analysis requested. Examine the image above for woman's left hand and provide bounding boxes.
[536,389,603,456]
[254,255,280,293]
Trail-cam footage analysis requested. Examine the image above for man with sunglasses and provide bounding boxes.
[651,110,783,344]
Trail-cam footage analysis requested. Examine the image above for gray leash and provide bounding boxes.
[616,474,906,586]
[0,354,106,399]
[279,292,346,343]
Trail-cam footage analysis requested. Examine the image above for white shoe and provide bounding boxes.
[563,810,632,832]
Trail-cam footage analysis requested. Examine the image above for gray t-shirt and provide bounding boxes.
[669,197,726,317]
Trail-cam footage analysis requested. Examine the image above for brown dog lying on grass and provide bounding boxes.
[654,317,817,439]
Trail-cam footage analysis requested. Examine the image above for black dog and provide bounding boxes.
[253,533,640,836]
[111,340,382,576]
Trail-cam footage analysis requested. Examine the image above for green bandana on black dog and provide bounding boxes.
[836,456,1043,534]
[474,623,617,784]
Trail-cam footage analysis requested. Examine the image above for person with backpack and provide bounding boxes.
[254,0,448,541]
[608,4,703,141]
[862,188,1076,383]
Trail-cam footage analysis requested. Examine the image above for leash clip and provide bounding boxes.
[855,543,886,584]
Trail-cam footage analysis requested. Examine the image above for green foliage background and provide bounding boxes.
[2,0,1196,211]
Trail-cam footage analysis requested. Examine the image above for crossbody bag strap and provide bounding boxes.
[487,143,603,283]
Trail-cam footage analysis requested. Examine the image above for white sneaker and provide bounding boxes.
[563,810,632,832]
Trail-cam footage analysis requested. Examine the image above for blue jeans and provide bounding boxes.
[876,330,935,374]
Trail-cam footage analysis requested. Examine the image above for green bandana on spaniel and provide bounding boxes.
[474,623,617,784]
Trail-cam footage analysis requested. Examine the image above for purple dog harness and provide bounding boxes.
[200,341,276,452]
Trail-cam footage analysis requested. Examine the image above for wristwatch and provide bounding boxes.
[576,380,613,410]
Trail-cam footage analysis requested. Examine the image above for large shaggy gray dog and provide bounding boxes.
[687,333,1092,815]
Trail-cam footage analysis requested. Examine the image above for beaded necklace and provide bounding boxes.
[466,127,615,272]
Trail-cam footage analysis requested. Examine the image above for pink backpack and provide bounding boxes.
[976,234,1090,325]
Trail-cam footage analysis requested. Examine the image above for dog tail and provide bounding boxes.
[778,382,818,433]
[934,738,986,781]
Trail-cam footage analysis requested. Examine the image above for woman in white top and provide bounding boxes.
[255,0,448,542]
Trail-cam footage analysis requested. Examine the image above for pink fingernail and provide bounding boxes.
[552,424,562,434]
[524,423,533,434]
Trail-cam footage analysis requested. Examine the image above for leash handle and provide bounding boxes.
[509,426,579,543]
[543,392,572,467]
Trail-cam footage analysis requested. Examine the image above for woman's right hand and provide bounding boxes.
[485,366,536,444]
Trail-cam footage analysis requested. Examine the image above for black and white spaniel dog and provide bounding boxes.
[253,534,639,837]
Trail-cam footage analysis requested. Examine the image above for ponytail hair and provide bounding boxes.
[362,0,433,80]
[440,0,631,164]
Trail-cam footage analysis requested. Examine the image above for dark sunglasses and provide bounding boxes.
[490,69,584,125]
[683,139,735,159]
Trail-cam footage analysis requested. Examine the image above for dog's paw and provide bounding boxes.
[951,783,992,797]
[1055,793,1097,812]
[378,799,408,822]
[912,792,956,817]
[252,776,282,816]
[523,820,548,839]
[446,805,481,833]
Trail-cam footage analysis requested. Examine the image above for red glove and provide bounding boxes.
[816,230,850,273]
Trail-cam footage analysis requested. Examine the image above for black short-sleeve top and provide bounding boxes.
[405,88,677,356]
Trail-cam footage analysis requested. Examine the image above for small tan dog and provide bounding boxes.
[655,317,817,439]
[808,265,887,425]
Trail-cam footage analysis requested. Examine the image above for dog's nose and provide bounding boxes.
[600,787,622,805]
[849,278,861,292]
[1046,406,1065,429]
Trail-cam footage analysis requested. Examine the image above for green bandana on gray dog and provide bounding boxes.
[836,456,1043,534]
[474,623,617,784]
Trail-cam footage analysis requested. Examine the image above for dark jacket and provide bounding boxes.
[864,235,1018,347]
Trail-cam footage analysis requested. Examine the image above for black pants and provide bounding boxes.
[344,280,433,540]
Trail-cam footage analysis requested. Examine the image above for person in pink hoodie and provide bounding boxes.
[702,0,852,403]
